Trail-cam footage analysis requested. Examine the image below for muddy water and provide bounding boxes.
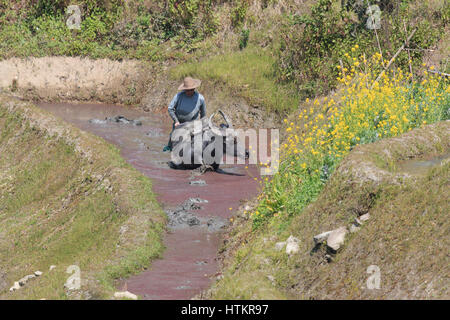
[37,102,260,299]
[397,152,450,176]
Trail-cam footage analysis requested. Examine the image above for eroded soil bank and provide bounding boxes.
[37,102,260,299]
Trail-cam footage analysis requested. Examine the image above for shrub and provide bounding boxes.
[275,0,446,99]
[252,51,450,229]
[239,28,250,50]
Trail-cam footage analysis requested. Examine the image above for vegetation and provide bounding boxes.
[0,97,166,299]
[251,52,449,229]
[210,120,450,299]
[0,0,221,60]
[275,0,449,98]
[1,0,449,300]
[171,45,300,114]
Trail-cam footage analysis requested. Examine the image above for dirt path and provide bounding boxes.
[36,102,260,299]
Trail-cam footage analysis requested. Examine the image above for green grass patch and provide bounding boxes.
[0,98,166,299]
[171,45,300,115]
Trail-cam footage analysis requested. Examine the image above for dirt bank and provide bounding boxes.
[0,57,277,129]
[0,95,166,299]
[206,121,450,299]
[0,57,155,105]
[36,101,261,299]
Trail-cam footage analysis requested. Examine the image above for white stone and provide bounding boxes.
[327,227,348,252]
[18,274,35,286]
[286,235,299,244]
[313,230,332,244]
[355,213,370,226]
[114,291,138,300]
[34,271,43,277]
[359,213,370,222]
[285,236,300,255]
[286,241,299,255]
[9,282,20,292]
[274,241,286,251]
[49,265,56,271]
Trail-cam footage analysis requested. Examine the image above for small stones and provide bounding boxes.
[313,231,333,245]
[285,236,300,255]
[9,271,42,292]
[274,241,286,251]
[114,291,138,300]
[326,227,348,253]
[359,213,370,222]
[216,274,224,280]
[18,274,35,286]
[9,282,20,292]
[274,236,300,255]
[189,180,206,186]
[49,265,56,271]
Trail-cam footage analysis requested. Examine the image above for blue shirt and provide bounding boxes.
[168,91,206,123]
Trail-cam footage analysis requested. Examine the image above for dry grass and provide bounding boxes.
[0,95,166,299]
[207,121,450,299]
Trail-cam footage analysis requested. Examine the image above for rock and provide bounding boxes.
[34,271,43,277]
[9,282,20,292]
[49,265,56,271]
[274,241,286,251]
[313,230,332,244]
[359,213,370,222]
[114,291,138,300]
[326,227,348,252]
[267,275,275,283]
[18,274,35,286]
[286,241,299,255]
[189,180,206,186]
[285,236,300,255]
[355,213,370,226]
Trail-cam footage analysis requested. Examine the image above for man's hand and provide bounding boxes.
[174,122,180,127]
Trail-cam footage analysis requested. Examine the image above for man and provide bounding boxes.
[163,77,206,152]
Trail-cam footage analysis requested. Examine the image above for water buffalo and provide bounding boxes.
[168,110,248,170]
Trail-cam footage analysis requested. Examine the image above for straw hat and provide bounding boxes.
[178,77,201,91]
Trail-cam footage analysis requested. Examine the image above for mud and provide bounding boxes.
[89,115,143,126]
[36,102,260,300]
[397,152,450,176]
[166,198,227,232]
[0,57,152,105]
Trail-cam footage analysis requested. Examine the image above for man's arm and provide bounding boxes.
[168,93,180,123]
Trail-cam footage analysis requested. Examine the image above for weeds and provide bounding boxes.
[252,50,449,228]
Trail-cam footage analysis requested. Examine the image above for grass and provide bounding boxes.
[209,120,450,299]
[252,52,450,229]
[205,50,450,299]
[170,45,301,116]
[0,96,166,299]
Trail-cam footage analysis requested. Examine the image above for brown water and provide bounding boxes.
[397,152,450,176]
[37,102,260,299]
